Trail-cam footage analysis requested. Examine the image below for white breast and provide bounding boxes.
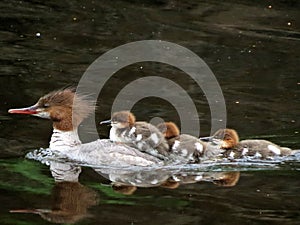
[49,129,81,151]
[109,127,121,142]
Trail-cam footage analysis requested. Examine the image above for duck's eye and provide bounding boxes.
[43,103,50,108]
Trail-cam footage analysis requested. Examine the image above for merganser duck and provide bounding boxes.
[8,88,162,166]
[100,111,170,160]
[205,128,295,159]
[156,122,223,162]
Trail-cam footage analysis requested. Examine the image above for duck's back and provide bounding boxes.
[169,134,223,162]
[170,134,203,162]
[134,121,169,156]
[67,139,163,167]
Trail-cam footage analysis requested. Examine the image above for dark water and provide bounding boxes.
[1,0,300,224]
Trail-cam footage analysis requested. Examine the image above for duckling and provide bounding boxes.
[209,128,294,159]
[100,111,170,160]
[157,122,223,163]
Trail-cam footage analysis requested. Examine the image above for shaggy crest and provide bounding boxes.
[111,111,136,126]
[37,88,95,130]
[157,122,180,139]
[213,128,239,149]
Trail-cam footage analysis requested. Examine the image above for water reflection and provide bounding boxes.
[10,162,98,224]
[11,181,98,224]
[9,158,242,223]
[2,0,300,224]
[95,165,241,191]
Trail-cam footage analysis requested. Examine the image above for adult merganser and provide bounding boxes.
[156,122,223,163]
[8,88,162,166]
[204,128,296,159]
[100,111,170,160]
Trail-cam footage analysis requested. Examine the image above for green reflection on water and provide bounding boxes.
[0,159,53,195]
[1,216,40,225]
[90,183,190,207]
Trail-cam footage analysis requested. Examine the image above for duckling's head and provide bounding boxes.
[101,111,136,129]
[8,88,94,131]
[157,122,180,139]
[213,128,239,149]
[212,172,240,187]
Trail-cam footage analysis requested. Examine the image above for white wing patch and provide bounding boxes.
[150,133,159,144]
[195,142,203,153]
[242,148,249,155]
[181,149,188,157]
[254,152,262,158]
[129,127,136,135]
[172,140,180,150]
[136,134,143,141]
[229,151,235,158]
[268,145,281,155]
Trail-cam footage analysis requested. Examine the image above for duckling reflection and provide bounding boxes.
[111,183,138,195]
[168,172,240,187]
[94,168,173,188]
[112,171,240,194]
[10,162,99,224]
[50,156,241,194]
[95,166,240,195]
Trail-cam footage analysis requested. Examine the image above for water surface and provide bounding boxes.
[0,0,300,224]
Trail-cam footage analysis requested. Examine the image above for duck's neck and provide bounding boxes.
[49,128,82,151]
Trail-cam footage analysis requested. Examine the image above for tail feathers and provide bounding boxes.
[291,149,300,155]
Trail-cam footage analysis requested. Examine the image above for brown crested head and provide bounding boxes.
[157,122,180,139]
[9,88,95,131]
[41,88,94,131]
[111,111,136,128]
[213,128,239,149]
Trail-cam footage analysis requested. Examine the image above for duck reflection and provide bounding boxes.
[109,171,240,194]
[10,162,99,224]
[10,160,240,223]
[95,166,240,195]
[11,182,98,223]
